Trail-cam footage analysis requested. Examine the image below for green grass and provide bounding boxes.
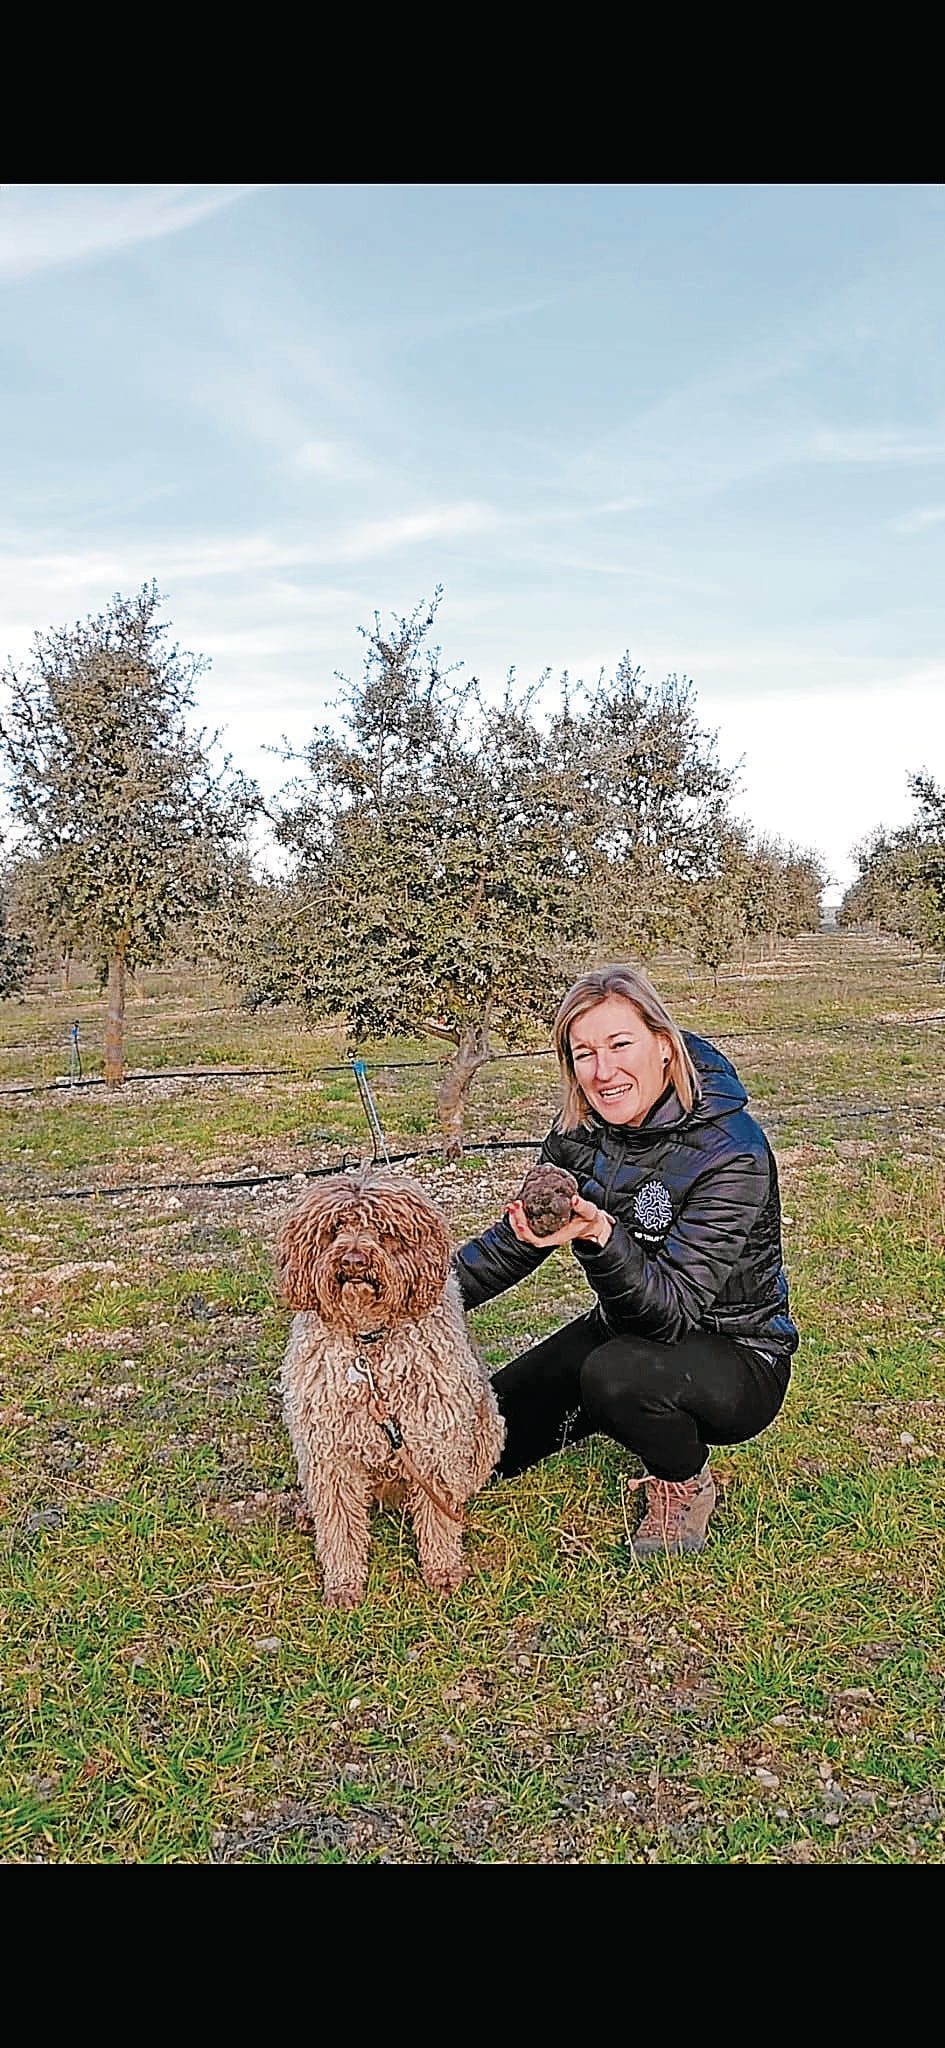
[1,931,944,1862]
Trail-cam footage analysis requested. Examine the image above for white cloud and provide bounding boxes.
[809,427,945,466]
[328,503,498,563]
[893,504,945,534]
[294,439,379,482]
[0,184,263,281]
[2,504,497,602]
[386,293,565,346]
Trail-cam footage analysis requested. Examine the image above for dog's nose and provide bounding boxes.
[339,1248,373,1277]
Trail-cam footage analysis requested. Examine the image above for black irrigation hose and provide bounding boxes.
[0,1052,559,1098]
[23,1106,943,1204]
[763,1101,942,1125]
[43,1137,544,1202]
[0,1066,291,1097]
[6,1008,945,1098]
[5,996,944,1099]
[48,1161,362,1201]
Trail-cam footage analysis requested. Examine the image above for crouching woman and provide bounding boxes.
[452,965,798,1557]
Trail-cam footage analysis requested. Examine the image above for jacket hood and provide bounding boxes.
[683,1032,748,1122]
[584,1031,747,1137]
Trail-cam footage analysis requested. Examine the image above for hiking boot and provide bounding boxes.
[629,1462,717,1557]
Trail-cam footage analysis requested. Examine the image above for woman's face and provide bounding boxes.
[568,995,673,1127]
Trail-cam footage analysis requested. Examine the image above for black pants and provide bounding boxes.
[492,1310,791,1484]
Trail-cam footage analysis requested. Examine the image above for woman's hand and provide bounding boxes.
[506,1192,614,1250]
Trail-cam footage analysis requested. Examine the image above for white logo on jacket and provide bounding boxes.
[633,1180,674,1233]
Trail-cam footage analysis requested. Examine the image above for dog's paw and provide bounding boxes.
[323,1581,365,1609]
[422,1560,467,1595]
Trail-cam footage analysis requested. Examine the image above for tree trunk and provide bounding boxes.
[104,949,126,1087]
[436,1018,492,1162]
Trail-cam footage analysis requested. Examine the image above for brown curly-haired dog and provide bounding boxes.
[275,1168,505,1608]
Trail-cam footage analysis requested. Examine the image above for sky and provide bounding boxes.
[2,182,943,901]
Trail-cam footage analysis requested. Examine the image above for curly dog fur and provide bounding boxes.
[275,1168,505,1607]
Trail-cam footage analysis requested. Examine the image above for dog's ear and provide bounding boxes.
[275,1207,321,1309]
[379,1188,452,1290]
[379,1197,453,1323]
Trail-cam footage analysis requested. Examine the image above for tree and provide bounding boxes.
[770,841,827,939]
[229,598,744,1157]
[0,845,33,999]
[682,826,826,984]
[906,771,945,950]
[229,596,599,1156]
[546,658,736,960]
[0,583,259,1082]
[685,827,752,986]
[2,847,81,987]
[839,771,945,953]
[739,834,826,953]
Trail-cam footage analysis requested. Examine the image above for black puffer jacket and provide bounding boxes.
[454,1033,798,1360]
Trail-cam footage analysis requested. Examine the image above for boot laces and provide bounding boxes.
[627,1471,706,1534]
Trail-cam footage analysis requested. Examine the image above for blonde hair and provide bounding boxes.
[552,964,699,1131]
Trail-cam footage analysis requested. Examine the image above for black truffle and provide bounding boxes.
[518,1164,579,1237]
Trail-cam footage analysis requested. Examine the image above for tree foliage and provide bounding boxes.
[227,597,600,1154]
[839,771,945,953]
[686,826,826,983]
[0,845,33,999]
[221,596,759,1154]
[539,661,735,961]
[0,583,259,1080]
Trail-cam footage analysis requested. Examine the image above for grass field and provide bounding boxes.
[1,932,943,1863]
